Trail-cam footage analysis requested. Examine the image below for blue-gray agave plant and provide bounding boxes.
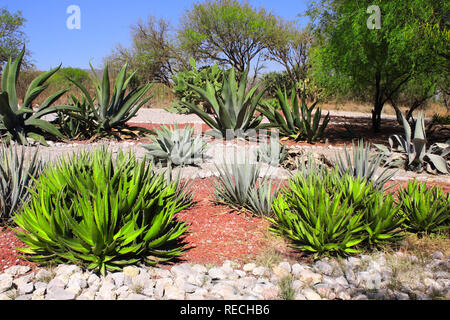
[374,112,449,174]
[0,143,43,223]
[336,140,397,189]
[255,137,287,166]
[179,68,265,139]
[213,154,280,217]
[142,125,208,167]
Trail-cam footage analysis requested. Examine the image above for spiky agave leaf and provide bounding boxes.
[268,186,367,257]
[68,62,154,140]
[396,180,450,234]
[268,169,403,257]
[374,112,449,174]
[258,86,329,143]
[300,95,330,144]
[255,137,287,166]
[364,193,405,246]
[0,143,43,223]
[180,68,265,139]
[0,47,73,145]
[213,154,279,216]
[335,140,397,189]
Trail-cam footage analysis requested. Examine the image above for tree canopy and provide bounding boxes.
[306,0,449,131]
[104,15,186,86]
[265,19,314,95]
[178,0,279,74]
[0,7,31,71]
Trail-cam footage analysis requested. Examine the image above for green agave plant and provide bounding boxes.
[258,86,330,143]
[322,170,405,246]
[396,180,450,234]
[336,140,397,190]
[269,167,405,257]
[179,67,265,139]
[300,96,330,144]
[53,94,96,140]
[213,155,279,216]
[364,192,405,246]
[0,47,73,145]
[0,143,43,223]
[68,62,154,140]
[269,185,366,256]
[142,125,208,167]
[13,148,190,275]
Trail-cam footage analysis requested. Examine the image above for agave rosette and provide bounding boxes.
[13,148,190,275]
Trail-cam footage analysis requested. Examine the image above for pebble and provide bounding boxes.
[0,252,448,300]
[302,288,322,300]
[431,251,444,260]
[0,274,13,294]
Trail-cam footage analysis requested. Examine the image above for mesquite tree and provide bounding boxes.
[306,0,448,132]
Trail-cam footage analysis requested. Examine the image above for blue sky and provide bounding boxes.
[2,0,310,71]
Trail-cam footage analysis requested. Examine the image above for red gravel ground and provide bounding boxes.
[0,227,39,272]
[0,177,297,272]
[1,176,448,272]
[176,179,271,265]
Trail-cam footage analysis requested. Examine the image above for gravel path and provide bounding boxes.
[13,139,448,185]
[127,108,399,124]
[43,107,400,124]
[129,109,205,124]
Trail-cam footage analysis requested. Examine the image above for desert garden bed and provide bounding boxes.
[1,116,449,273]
[0,51,448,300]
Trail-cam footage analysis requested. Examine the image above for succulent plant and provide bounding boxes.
[0,143,43,223]
[0,47,73,145]
[258,86,330,143]
[142,125,208,167]
[374,112,449,174]
[13,147,189,275]
[336,140,397,189]
[364,192,405,246]
[53,94,96,140]
[269,168,405,257]
[169,58,225,114]
[68,62,154,140]
[213,155,279,216]
[255,137,287,166]
[269,174,368,256]
[396,180,450,234]
[179,67,265,139]
[300,96,330,144]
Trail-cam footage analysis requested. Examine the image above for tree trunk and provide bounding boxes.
[372,71,384,133]
[372,101,383,133]
[390,99,404,126]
